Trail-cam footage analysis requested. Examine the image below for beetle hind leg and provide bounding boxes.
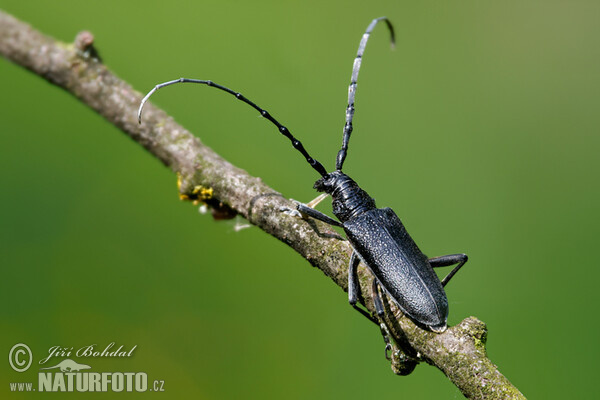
[371,279,385,317]
[428,253,468,287]
[348,253,420,375]
[372,279,419,375]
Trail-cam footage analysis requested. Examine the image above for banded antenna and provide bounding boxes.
[336,17,395,171]
[138,79,328,177]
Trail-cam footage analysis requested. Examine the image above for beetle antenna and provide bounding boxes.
[336,17,395,171]
[138,79,329,177]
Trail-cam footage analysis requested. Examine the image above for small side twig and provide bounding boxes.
[0,10,524,399]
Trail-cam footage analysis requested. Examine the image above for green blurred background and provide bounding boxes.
[1,0,598,398]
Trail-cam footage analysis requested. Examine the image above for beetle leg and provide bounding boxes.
[348,251,378,324]
[371,279,385,317]
[371,280,387,349]
[295,202,343,227]
[348,251,360,305]
[348,253,417,374]
[428,253,469,287]
[281,194,342,226]
[373,281,418,375]
[380,322,394,361]
[280,194,325,215]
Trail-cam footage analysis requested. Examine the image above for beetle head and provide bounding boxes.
[314,171,376,222]
[313,170,349,195]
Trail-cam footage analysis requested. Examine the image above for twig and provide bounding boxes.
[0,10,524,399]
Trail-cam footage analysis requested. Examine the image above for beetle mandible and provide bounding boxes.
[138,17,468,336]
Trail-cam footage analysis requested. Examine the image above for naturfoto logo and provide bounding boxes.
[38,360,148,393]
[40,359,91,372]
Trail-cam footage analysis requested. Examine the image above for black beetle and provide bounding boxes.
[138,17,468,335]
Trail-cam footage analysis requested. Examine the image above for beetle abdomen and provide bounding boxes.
[343,208,448,330]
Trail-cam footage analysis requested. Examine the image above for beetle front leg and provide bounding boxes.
[296,203,342,227]
[280,194,343,227]
[428,253,468,287]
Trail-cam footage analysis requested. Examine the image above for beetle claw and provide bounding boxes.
[384,343,393,361]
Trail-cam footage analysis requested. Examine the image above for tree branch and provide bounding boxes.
[0,10,524,399]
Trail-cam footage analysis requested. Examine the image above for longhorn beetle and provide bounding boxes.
[138,17,468,352]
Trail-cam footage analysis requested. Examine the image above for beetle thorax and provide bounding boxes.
[314,171,376,222]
